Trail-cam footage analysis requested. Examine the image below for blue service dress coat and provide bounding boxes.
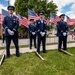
[28,24,36,36]
[3,15,19,36]
[36,19,47,53]
[56,20,68,37]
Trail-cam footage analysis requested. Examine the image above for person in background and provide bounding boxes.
[28,19,36,49]
[72,29,75,39]
[2,30,5,43]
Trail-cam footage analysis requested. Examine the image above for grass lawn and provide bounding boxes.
[0,55,2,61]
[0,47,75,75]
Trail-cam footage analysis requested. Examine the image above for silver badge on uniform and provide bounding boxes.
[13,18,16,23]
[44,22,46,24]
[38,22,40,24]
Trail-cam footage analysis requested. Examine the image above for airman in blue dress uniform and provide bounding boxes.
[36,12,47,53]
[3,6,20,58]
[56,14,69,51]
[28,19,36,49]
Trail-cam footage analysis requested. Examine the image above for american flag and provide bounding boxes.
[0,9,9,25]
[20,17,28,28]
[66,15,75,26]
[46,19,50,25]
[28,9,50,25]
[68,21,75,26]
[17,14,23,20]
[28,9,40,22]
[2,9,9,17]
[0,14,4,24]
[50,13,56,25]
[12,14,28,28]
[28,16,40,22]
[50,13,61,25]
[54,15,60,25]
[28,9,37,16]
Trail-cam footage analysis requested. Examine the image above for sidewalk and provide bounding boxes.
[0,43,75,55]
[0,35,74,47]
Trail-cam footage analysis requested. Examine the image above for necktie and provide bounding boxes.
[10,15,13,18]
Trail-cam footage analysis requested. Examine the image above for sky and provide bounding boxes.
[48,0,75,18]
[0,0,15,13]
[0,0,75,18]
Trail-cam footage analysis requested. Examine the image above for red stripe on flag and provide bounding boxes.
[20,17,28,28]
[28,16,40,22]
[0,14,4,24]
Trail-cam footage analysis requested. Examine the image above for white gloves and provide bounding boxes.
[63,32,67,36]
[32,32,35,35]
[40,32,45,37]
[7,29,14,36]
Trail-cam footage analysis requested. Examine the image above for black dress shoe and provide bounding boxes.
[43,51,46,53]
[34,47,36,49]
[16,54,20,57]
[37,52,40,54]
[6,55,10,58]
[30,47,32,49]
[58,49,62,52]
[63,49,67,50]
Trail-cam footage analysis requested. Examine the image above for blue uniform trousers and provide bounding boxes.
[5,36,20,57]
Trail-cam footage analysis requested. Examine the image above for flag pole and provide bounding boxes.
[60,49,73,56]
[35,52,44,61]
[6,0,10,6]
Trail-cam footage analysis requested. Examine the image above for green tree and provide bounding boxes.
[15,0,58,18]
